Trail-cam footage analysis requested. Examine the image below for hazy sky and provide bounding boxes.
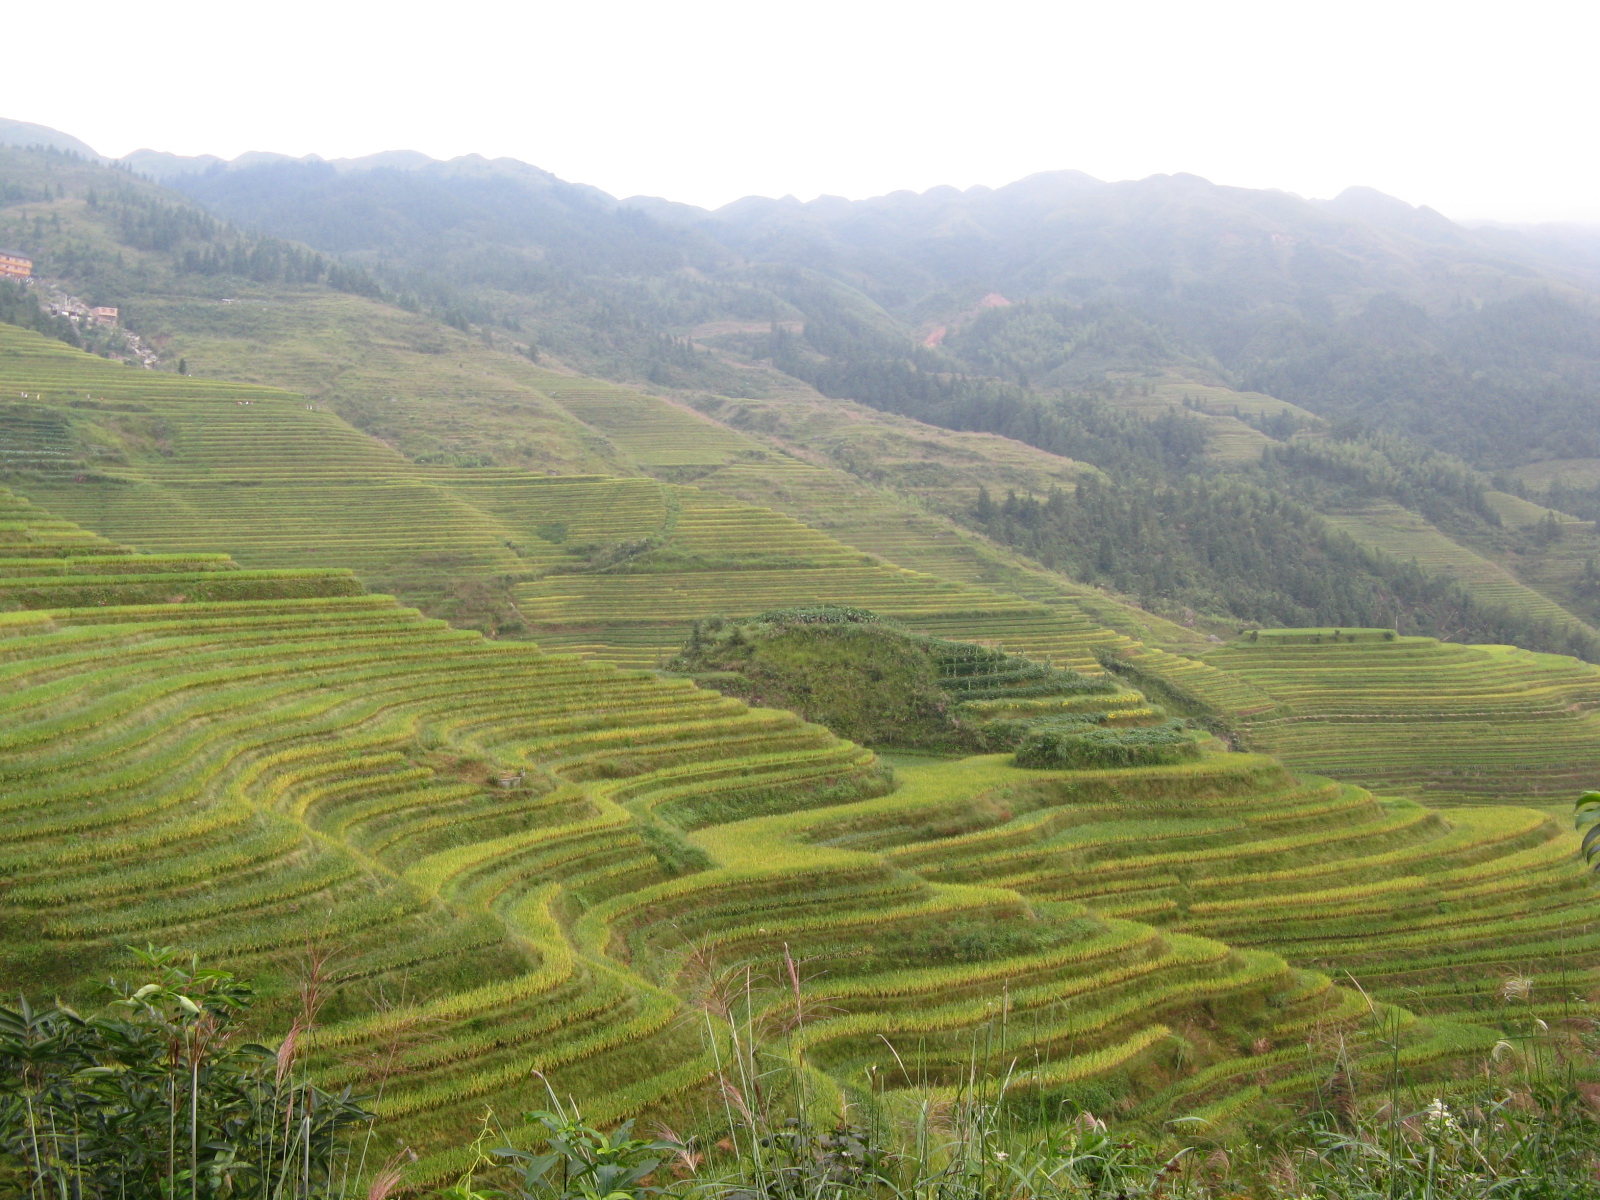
[7,0,1596,221]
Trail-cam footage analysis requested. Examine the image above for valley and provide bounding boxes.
[4,132,1600,1195]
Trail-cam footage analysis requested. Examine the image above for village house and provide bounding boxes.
[0,248,32,279]
[91,306,118,327]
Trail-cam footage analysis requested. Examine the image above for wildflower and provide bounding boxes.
[1424,1098,1460,1135]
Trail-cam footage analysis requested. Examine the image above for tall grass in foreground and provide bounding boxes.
[6,945,1600,1198]
[444,949,1600,1200]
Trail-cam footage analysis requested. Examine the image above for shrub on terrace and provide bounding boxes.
[670,608,1113,751]
[677,617,960,749]
[1014,721,1201,770]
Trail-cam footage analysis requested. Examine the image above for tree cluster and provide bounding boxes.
[969,480,1600,659]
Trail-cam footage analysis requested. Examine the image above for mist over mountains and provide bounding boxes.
[12,116,1600,652]
[29,124,1590,470]
[16,112,1600,469]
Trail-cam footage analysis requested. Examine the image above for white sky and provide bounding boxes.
[6,0,1597,222]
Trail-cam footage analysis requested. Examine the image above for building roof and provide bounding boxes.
[0,248,32,259]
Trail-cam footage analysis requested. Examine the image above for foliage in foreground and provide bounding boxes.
[441,913,1600,1200]
[439,1064,1600,1200]
[0,947,373,1200]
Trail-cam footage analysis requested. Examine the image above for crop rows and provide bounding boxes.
[527,375,756,467]
[9,483,1274,1175]
[1200,634,1600,803]
[0,486,908,1166]
[1325,504,1596,638]
[1111,645,1279,716]
[8,326,1596,1160]
[696,456,1008,584]
[0,326,1131,676]
[518,567,1121,671]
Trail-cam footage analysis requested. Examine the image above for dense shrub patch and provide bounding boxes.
[1014,721,1201,769]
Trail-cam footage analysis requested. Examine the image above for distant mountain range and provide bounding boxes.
[16,113,1600,464]
[10,116,1600,654]
[0,117,103,161]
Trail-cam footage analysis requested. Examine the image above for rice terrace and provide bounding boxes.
[8,97,1600,1198]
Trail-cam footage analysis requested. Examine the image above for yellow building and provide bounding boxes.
[0,249,32,279]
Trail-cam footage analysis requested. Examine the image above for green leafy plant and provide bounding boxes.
[1014,721,1200,769]
[495,1096,679,1200]
[1575,789,1600,870]
[0,946,372,1200]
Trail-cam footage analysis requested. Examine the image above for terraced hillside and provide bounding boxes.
[0,487,877,1161]
[682,384,1092,532]
[0,325,534,589]
[1204,630,1600,806]
[0,324,1140,669]
[1324,503,1596,640]
[530,376,757,469]
[518,552,1130,673]
[0,487,1330,1171]
[669,391,1205,648]
[10,488,1600,1165]
[710,751,1600,1121]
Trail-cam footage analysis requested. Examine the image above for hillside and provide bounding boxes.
[9,487,1600,1176]
[7,132,1600,814]
[45,136,1600,652]
[0,145,1228,651]
[154,150,1600,470]
[7,296,1600,818]
[657,175,1600,467]
[1203,630,1600,807]
[0,322,1159,666]
[6,133,1600,1156]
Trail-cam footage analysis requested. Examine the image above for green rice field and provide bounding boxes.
[6,325,1600,1165]
[0,324,1137,669]
[1203,631,1600,805]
